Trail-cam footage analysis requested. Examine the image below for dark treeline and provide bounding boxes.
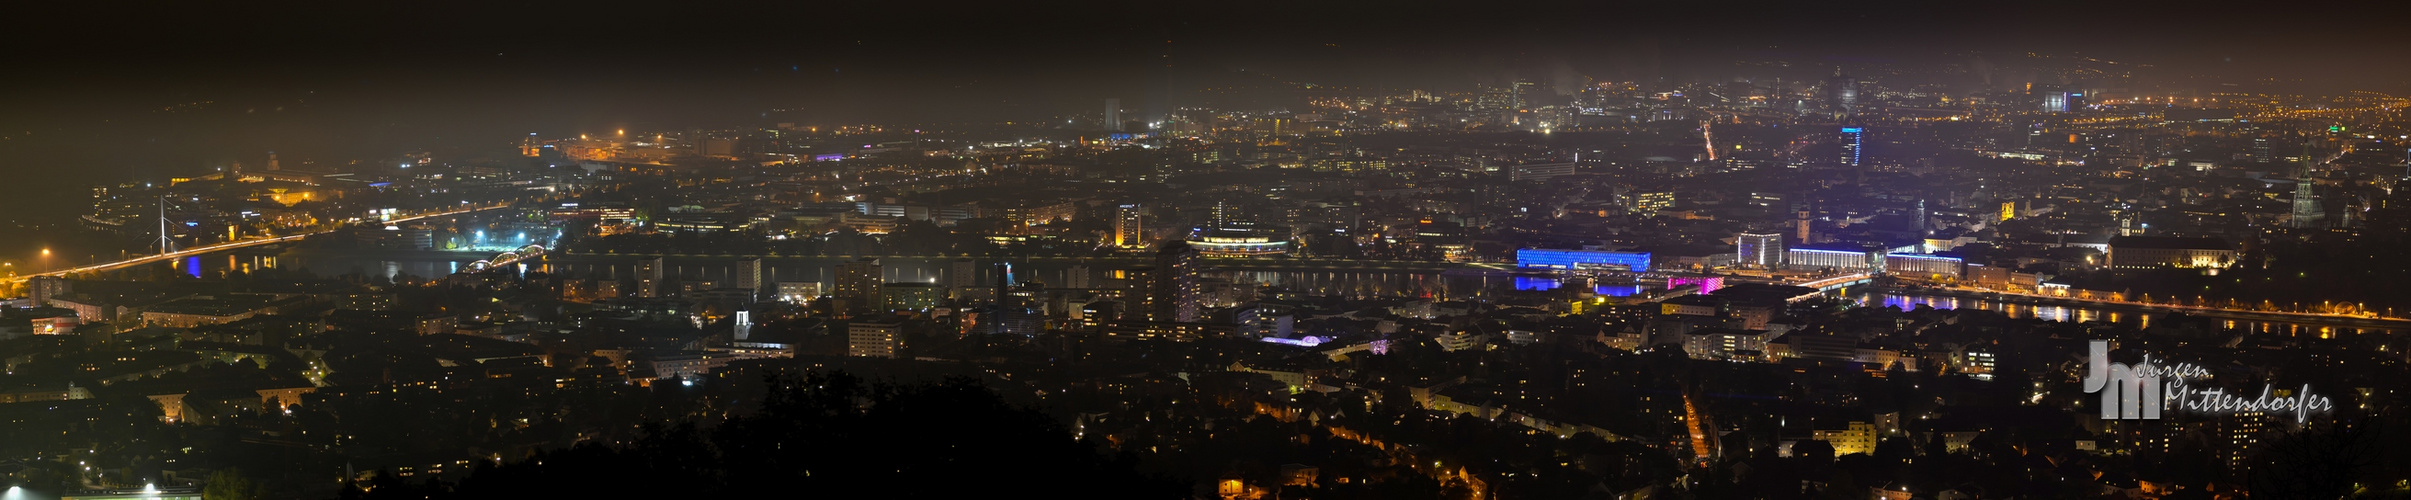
[337,370,1183,499]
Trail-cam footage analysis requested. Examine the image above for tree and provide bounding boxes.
[445,370,1183,498]
[2250,420,2382,499]
[203,468,268,500]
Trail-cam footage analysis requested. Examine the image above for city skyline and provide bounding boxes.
[4,2,2411,499]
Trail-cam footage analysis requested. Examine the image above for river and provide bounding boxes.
[1846,288,2399,337]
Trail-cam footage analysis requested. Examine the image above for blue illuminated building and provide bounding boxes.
[1516,249,1650,271]
[1513,276,1560,291]
[1839,127,1863,166]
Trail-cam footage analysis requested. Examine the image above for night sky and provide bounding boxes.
[0,0,2405,219]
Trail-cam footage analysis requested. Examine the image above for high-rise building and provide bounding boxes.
[2293,153,2324,229]
[2253,138,2273,163]
[835,259,884,313]
[2218,412,2270,479]
[1105,98,1122,132]
[636,257,664,298]
[847,321,902,358]
[1736,233,1785,269]
[993,261,1018,335]
[26,276,68,307]
[1148,241,1201,322]
[1062,264,1092,289]
[1114,204,1147,248]
[733,259,764,300]
[1839,127,1864,166]
[946,258,979,289]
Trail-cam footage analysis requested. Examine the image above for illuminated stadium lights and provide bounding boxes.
[1516,249,1651,271]
[1189,234,1290,256]
[1190,221,1292,256]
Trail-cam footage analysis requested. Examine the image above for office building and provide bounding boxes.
[1626,191,1675,213]
[847,321,902,359]
[1736,233,1785,269]
[1104,98,1121,132]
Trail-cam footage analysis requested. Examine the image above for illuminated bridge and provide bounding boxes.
[1797,273,1874,292]
[459,244,547,274]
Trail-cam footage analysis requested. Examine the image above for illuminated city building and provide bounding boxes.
[637,257,664,298]
[1735,232,1785,269]
[847,321,902,358]
[881,283,944,311]
[776,281,823,304]
[835,258,884,312]
[1839,127,1863,166]
[1113,203,1147,248]
[1144,241,1202,322]
[1626,191,1676,214]
[1516,249,1651,271]
[1785,247,1880,271]
[1884,253,1964,278]
[1813,421,1878,456]
[2105,236,2237,270]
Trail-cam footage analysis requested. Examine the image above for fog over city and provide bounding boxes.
[2,1,2410,499]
